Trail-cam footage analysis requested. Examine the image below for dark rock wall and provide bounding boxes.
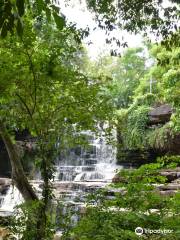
[116,149,161,168]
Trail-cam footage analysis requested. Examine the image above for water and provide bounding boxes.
[0,130,118,219]
[55,131,117,183]
[0,185,23,216]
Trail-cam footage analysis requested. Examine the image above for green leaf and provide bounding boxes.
[36,0,44,14]
[45,7,51,22]
[53,13,65,30]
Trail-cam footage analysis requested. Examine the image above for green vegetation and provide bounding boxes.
[0,13,113,240]
[0,0,179,239]
[117,44,180,150]
[62,156,180,240]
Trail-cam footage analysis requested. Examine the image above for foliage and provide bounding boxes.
[0,15,114,144]
[117,93,157,149]
[0,14,114,239]
[10,200,55,240]
[129,93,157,112]
[90,47,148,108]
[147,123,174,149]
[118,105,151,149]
[86,0,180,49]
[156,155,180,167]
[62,156,180,240]
[116,43,180,151]
[1,0,179,47]
[0,0,66,37]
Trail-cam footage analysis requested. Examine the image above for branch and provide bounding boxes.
[15,93,33,119]
[21,38,37,115]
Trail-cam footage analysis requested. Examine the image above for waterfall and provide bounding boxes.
[0,130,119,217]
[55,130,117,183]
[0,185,23,215]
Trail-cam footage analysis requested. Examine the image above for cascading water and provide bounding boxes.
[55,130,117,183]
[0,130,119,219]
[0,185,23,216]
[54,130,119,230]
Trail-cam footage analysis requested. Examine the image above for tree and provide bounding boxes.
[116,43,180,151]
[1,0,179,49]
[89,47,147,108]
[86,0,180,48]
[0,16,113,239]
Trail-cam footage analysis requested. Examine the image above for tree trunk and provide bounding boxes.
[0,123,38,201]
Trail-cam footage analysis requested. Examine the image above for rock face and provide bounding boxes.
[165,133,180,154]
[117,103,180,165]
[148,104,180,154]
[0,179,11,195]
[148,104,173,125]
[116,149,159,167]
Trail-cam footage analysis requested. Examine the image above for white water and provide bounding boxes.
[0,130,119,216]
[0,185,23,213]
[55,130,118,183]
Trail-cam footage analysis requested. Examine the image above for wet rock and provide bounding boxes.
[160,168,180,183]
[149,104,173,125]
[116,149,158,167]
[157,184,180,191]
[0,186,9,195]
[105,188,126,197]
[0,179,11,195]
[0,179,11,186]
[112,174,127,183]
[159,190,177,196]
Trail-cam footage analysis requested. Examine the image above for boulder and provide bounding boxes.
[116,149,158,167]
[157,184,180,191]
[160,168,180,182]
[149,104,173,125]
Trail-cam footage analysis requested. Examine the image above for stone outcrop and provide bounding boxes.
[148,104,173,125]
[116,149,160,167]
[160,168,180,182]
[0,178,11,195]
[147,104,180,153]
[117,103,179,166]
